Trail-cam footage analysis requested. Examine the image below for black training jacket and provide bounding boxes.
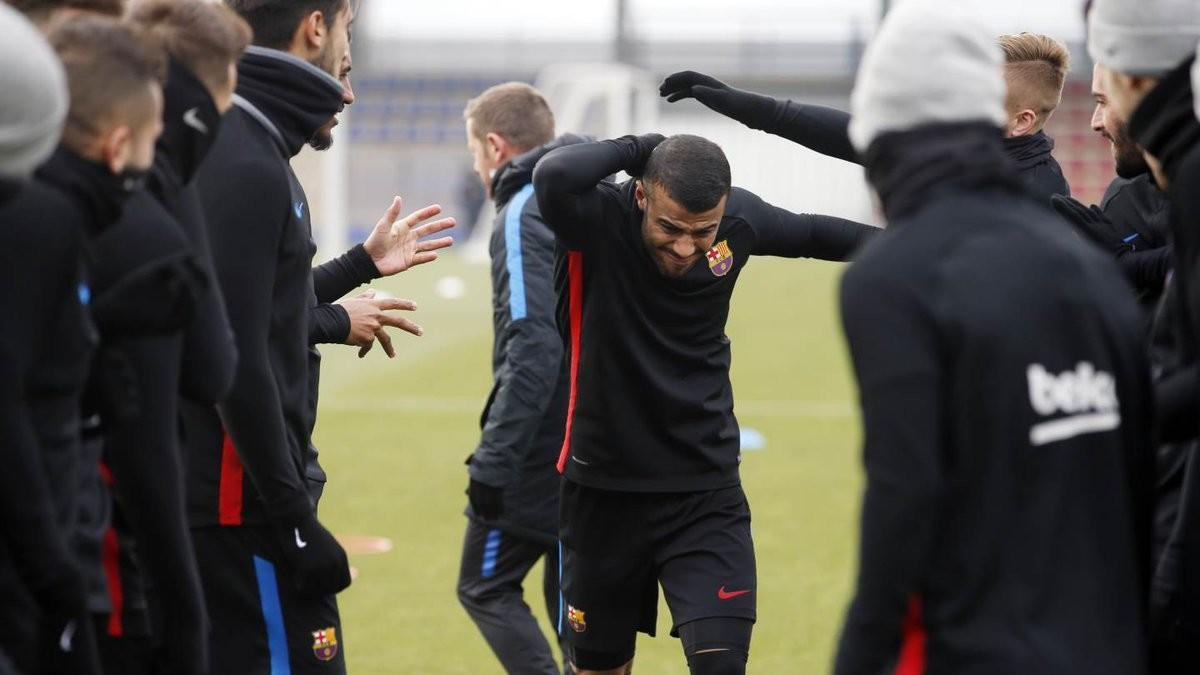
[86,59,230,673]
[533,136,876,492]
[32,148,134,532]
[709,92,1071,203]
[834,124,1151,675]
[465,134,585,543]
[1129,56,1200,662]
[188,47,344,528]
[0,180,94,633]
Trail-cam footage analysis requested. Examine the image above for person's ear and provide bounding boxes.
[635,180,647,211]
[485,132,508,164]
[101,126,133,175]
[295,10,328,55]
[1014,109,1039,137]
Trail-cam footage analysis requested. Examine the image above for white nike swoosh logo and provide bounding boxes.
[183,107,209,135]
[59,620,76,652]
[571,456,591,466]
[295,527,308,549]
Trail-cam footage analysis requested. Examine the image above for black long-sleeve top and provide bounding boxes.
[533,136,875,492]
[189,47,345,527]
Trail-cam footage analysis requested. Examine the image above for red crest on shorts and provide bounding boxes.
[312,627,338,662]
[706,241,734,277]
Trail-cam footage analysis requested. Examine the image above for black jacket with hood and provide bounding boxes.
[834,123,1151,675]
[187,47,344,528]
[465,134,584,543]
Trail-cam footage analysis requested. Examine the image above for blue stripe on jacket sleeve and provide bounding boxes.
[504,184,536,321]
[253,556,292,675]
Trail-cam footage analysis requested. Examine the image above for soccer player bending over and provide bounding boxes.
[834,2,1153,674]
[533,133,875,674]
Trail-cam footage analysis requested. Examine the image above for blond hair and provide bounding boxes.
[463,82,554,153]
[999,33,1070,131]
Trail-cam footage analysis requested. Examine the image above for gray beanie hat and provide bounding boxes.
[0,3,68,180]
[1088,0,1200,77]
[849,0,1006,154]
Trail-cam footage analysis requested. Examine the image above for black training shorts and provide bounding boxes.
[559,480,757,659]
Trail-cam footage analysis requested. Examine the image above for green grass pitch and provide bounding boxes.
[312,252,863,673]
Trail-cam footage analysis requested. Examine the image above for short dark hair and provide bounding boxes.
[130,0,252,99]
[224,0,348,50]
[47,15,166,153]
[642,134,731,213]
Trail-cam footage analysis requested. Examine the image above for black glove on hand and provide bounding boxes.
[614,133,666,177]
[275,513,351,597]
[1050,194,1138,255]
[659,70,776,127]
[467,478,505,521]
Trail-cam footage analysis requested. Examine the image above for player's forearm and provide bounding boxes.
[308,302,351,346]
[312,243,378,303]
[835,485,937,675]
[475,329,563,483]
[805,215,878,261]
[218,363,311,522]
[1118,246,1171,294]
[766,100,860,164]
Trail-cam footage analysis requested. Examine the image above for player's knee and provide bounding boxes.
[571,646,634,674]
[686,648,746,675]
[679,617,752,675]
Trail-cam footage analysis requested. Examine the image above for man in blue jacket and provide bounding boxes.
[458,82,577,674]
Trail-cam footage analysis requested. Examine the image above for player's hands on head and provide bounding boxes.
[622,133,667,178]
[467,478,505,521]
[276,512,352,597]
[1050,195,1136,255]
[363,196,456,277]
[338,289,423,359]
[659,70,727,103]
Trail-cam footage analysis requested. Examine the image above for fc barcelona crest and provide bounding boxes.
[706,240,734,277]
[567,605,587,633]
[312,627,338,662]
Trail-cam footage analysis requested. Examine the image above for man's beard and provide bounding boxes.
[307,43,341,152]
[309,126,334,151]
[1109,122,1149,179]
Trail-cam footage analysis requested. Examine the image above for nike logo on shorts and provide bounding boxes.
[717,586,752,601]
[295,527,308,549]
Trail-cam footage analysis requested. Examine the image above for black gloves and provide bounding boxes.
[467,478,505,521]
[1051,194,1139,256]
[660,70,776,127]
[610,133,666,177]
[274,512,351,597]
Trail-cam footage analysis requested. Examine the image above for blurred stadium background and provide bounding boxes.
[295,1,1100,671]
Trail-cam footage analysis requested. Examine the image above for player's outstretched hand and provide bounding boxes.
[364,196,456,277]
[1050,194,1135,254]
[276,513,352,597]
[659,70,727,103]
[467,478,505,521]
[338,289,423,359]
